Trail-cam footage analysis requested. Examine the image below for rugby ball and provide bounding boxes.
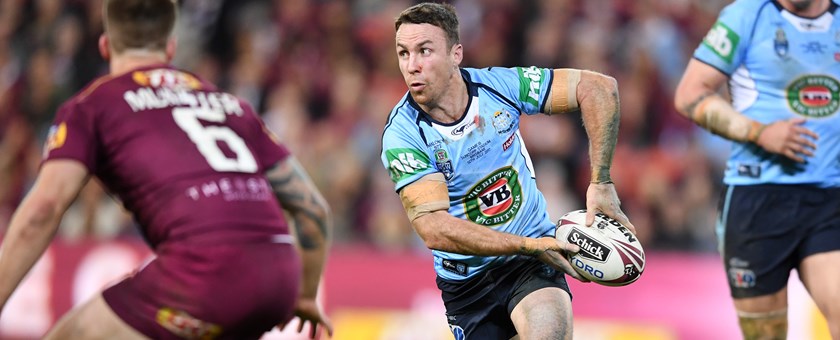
[554,210,645,286]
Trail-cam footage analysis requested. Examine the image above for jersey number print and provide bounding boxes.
[172,107,258,173]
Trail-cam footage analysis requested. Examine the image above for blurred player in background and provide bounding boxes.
[0,0,332,339]
[675,0,840,338]
[381,3,634,339]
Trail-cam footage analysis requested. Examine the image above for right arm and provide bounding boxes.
[400,173,585,281]
[674,59,817,162]
[265,156,333,338]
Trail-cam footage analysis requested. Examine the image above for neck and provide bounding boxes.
[780,0,830,17]
[109,50,168,76]
[420,71,468,124]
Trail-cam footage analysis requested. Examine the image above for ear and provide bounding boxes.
[165,37,177,61]
[98,34,110,61]
[451,43,463,66]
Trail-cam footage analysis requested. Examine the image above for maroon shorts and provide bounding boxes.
[102,236,301,340]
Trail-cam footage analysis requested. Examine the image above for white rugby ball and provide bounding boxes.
[554,210,645,286]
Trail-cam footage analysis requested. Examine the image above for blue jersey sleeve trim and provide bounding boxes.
[473,82,520,111]
[539,69,555,114]
[693,57,733,77]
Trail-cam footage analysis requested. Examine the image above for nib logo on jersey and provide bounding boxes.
[464,166,522,226]
[566,228,611,262]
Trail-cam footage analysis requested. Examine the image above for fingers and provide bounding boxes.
[309,320,316,339]
[585,209,595,227]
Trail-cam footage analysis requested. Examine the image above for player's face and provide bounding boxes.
[396,23,462,107]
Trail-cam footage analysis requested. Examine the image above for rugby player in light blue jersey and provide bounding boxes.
[381,3,634,339]
[675,0,840,338]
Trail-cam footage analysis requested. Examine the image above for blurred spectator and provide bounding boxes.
[0,0,731,252]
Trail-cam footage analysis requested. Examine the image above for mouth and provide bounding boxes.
[409,82,426,92]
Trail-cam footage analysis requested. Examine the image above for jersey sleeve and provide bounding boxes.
[43,100,99,173]
[693,1,754,75]
[241,101,291,172]
[467,66,553,115]
[381,116,437,192]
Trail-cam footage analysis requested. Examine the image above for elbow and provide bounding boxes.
[412,215,447,251]
[17,197,62,237]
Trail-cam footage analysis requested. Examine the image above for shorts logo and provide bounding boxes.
[464,167,522,226]
[703,21,739,63]
[518,66,543,107]
[786,75,840,117]
[156,307,222,339]
[385,148,430,183]
[729,268,756,288]
[449,324,465,340]
[492,110,515,134]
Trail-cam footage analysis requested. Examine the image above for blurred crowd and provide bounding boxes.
[0,0,733,252]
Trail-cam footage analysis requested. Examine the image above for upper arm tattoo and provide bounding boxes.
[265,157,330,249]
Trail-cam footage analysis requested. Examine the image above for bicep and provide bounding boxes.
[29,160,90,211]
[398,173,449,228]
[265,156,328,214]
[675,59,729,109]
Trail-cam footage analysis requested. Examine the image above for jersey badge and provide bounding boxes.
[464,166,522,226]
[44,122,67,153]
[434,147,454,181]
[786,75,840,117]
[774,27,789,58]
[491,110,515,135]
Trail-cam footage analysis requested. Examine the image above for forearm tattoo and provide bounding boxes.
[590,87,620,183]
[267,160,330,249]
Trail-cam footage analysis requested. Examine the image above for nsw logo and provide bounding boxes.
[464,167,522,226]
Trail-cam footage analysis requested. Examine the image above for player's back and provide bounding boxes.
[45,65,290,248]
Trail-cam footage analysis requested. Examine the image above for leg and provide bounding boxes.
[510,287,573,340]
[45,293,148,340]
[732,289,788,340]
[799,251,840,339]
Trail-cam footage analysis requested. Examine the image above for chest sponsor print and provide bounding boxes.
[464,166,522,226]
[786,75,840,117]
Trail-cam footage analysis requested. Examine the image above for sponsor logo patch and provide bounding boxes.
[774,27,788,58]
[464,167,522,226]
[132,69,202,89]
[703,21,739,63]
[156,307,222,340]
[385,148,430,183]
[441,259,468,276]
[502,133,516,151]
[729,268,756,288]
[434,147,454,180]
[517,66,543,107]
[786,75,840,117]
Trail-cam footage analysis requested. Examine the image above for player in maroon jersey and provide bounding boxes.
[0,0,332,339]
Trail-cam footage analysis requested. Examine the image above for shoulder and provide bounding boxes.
[719,0,774,18]
[383,93,421,135]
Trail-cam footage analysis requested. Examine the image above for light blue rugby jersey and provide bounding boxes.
[694,0,840,187]
[381,67,555,281]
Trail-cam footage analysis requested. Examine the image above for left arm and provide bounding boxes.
[266,156,333,338]
[545,69,634,231]
[0,160,89,314]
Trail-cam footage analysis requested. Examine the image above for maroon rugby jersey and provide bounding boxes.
[44,65,290,248]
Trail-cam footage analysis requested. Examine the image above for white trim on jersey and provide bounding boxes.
[430,96,480,141]
[730,65,759,113]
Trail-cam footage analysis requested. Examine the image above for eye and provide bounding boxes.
[421,48,431,55]
[398,50,408,58]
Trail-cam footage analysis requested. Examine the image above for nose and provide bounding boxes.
[406,53,421,74]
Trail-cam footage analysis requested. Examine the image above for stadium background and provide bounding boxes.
[0,0,829,339]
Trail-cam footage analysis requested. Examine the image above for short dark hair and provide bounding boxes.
[103,0,177,53]
[395,2,460,48]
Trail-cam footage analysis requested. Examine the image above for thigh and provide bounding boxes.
[45,293,148,340]
[510,288,573,340]
[799,251,840,323]
[718,185,800,299]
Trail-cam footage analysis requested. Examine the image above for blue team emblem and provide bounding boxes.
[491,110,515,135]
[774,27,788,58]
[435,148,454,180]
